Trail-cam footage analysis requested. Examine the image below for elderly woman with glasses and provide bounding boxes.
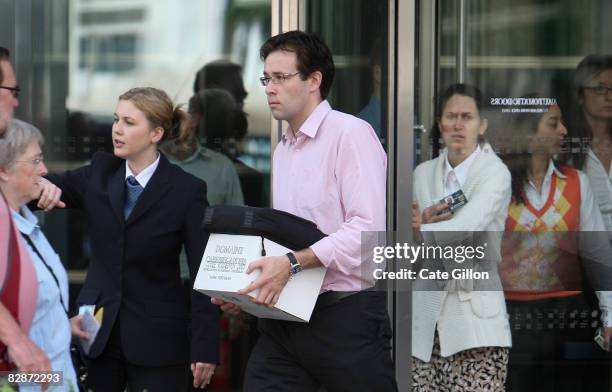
[0,119,78,392]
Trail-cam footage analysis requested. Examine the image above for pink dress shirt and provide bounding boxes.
[272,100,387,292]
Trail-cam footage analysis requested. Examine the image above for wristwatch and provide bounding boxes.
[286,252,302,277]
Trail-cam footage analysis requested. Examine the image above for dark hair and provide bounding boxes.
[193,60,248,104]
[118,87,191,154]
[435,83,486,119]
[0,46,10,84]
[188,88,248,157]
[574,55,612,94]
[260,30,335,99]
[562,54,612,169]
[500,93,559,204]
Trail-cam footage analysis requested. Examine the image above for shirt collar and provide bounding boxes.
[547,159,566,179]
[587,147,612,178]
[443,145,481,188]
[167,145,210,165]
[282,100,331,143]
[197,145,213,159]
[526,159,566,192]
[10,206,38,236]
[125,153,160,188]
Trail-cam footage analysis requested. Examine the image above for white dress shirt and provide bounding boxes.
[525,160,604,231]
[125,153,160,188]
[584,148,612,237]
[443,145,481,196]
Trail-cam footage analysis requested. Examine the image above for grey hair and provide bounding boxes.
[0,119,44,168]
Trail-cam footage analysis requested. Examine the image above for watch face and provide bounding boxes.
[287,253,301,275]
[290,264,302,275]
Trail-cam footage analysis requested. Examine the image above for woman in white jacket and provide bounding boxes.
[412,83,512,391]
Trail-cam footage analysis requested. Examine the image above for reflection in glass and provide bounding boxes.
[305,0,388,146]
[426,2,612,390]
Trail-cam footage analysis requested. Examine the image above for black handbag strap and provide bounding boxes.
[20,232,68,315]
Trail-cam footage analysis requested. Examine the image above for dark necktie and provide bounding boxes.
[124,175,143,219]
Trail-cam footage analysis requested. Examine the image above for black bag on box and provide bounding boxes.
[202,205,326,251]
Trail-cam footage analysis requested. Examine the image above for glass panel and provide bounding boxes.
[66,0,272,204]
[412,1,612,391]
[7,0,273,276]
[304,0,389,147]
[6,1,272,388]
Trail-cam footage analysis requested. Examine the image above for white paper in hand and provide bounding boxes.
[79,311,100,354]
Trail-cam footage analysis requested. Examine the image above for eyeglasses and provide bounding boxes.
[583,85,612,96]
[0,85,20,98]
[259,72,300,86]
[13,156,44,167]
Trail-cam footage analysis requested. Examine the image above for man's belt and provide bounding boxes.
[314,291,359,311]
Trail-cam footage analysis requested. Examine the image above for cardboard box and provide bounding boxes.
[194,233,326,322]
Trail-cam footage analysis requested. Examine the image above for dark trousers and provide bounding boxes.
[244,291,398,392]
[506,295,611,392]
[85,320,190,392]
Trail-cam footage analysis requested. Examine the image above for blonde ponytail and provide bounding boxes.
[162,105,196,160]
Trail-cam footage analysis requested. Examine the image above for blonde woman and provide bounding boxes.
[44,88,219,391]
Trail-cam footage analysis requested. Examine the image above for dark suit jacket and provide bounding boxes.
[48,152,219,366]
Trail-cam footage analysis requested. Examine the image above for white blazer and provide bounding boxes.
[412,144,512,361]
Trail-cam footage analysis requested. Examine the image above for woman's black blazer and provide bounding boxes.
[48,152,219,366]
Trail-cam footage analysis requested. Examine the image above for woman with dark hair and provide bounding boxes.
[187,86,264,206]
[41,87,219,391]
[193,60,248,109]
[191,88,244,157]
[563,55,612,236]
[412,83,512,391]
[193,61,249,157]
[500,96,612,391]
[161,88,243,206]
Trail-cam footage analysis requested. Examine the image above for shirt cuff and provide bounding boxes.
[309,237,334,268]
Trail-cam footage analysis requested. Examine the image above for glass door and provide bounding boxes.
[411,1,612,391]
[287,0,412,389]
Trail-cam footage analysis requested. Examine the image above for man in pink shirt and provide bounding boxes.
[217,31,397,391]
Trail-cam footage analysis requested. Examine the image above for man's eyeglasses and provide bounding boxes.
[13,156,44,167]
[0,85,20,98]
[583,85,612,96]
[259,72,300,86]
